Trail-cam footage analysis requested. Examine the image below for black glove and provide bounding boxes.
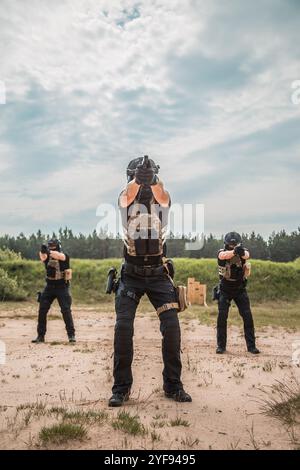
[41,244,49,255]
[135,164,155,185]
[234,245,245,257]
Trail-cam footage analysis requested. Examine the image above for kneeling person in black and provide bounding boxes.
[32,239,76,344]
[216,231,260,355]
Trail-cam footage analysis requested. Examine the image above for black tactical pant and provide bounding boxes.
[37,284,75,337]
[113,271,183,395]
[217,288,256,350]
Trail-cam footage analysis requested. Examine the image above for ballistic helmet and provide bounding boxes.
[126,156,160,183]
[224,232,242,248]
[48,239,62,252]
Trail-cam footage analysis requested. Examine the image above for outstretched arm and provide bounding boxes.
[119,180,141,208]
[39,252,48,262]
[218,249,250,260]
[218,250,235,260]
[242,250,250,260]
[151,180,170,208]
[49,251,66,261]
[119,178,170,209]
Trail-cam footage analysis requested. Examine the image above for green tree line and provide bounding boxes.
[0,227,300,262]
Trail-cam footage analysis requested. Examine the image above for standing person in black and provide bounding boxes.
[108,156,192,407]
[216,231,260,355]
[32,239,76,344]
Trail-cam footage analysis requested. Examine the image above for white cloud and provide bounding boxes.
[0,160,121,222]
[0,143,14,173]
[0,0,299,235]
[204,173,300,237]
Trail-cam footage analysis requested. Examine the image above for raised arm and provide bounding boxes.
[151,180,170,208]
[218,248,250,260]
[49,251,66,261]
[39,252,48,262]
[119,180,141,208]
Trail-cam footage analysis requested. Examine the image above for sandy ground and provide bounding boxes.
[0,303,299,450]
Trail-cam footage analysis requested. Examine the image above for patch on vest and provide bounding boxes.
[218,255,243,281]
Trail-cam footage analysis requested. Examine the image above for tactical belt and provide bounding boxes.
[157,302,179,315]
[123,263,166,277]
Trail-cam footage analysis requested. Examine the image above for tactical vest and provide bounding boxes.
[218,250,246,282]
[46,257,65,281]
[122,196,167,258]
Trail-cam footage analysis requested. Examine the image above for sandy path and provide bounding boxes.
[0,304,299,450]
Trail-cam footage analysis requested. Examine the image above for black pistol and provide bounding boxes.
[106,267,118,294]
[142,155,149,168]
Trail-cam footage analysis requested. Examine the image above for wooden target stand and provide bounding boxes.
[187,277,208,307]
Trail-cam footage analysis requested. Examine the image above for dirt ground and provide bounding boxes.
[0,302,299,450]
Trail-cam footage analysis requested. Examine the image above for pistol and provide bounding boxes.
[106,267,118,294]
[142,155,149,168]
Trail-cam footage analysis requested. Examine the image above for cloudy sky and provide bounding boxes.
[0,0,299,238]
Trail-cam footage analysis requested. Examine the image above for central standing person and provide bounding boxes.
[108,156,192,407]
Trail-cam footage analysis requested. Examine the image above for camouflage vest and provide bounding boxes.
[123,197,166,258]
[46,257,65,281]
[218,252,245,282]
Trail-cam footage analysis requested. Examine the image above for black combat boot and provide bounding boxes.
[248,347,260,354]
[216,346,226,354]
[165,389,192,402]
[108,392,130,407]
[31,336,45,344]
[68,335,76,343]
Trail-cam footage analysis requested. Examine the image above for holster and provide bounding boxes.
[212,284,221,301]
[106,267,119,294]
[176,285,189,312]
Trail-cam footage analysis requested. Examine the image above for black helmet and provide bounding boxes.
[48,239,62,252]
[224,232,241,248]
[126,156,160,183]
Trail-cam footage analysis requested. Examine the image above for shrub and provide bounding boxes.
[0,248,22,261]
[0,267,27,301]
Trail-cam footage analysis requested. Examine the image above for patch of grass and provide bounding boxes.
[49,406,66,415]
[180,437,199,448]
[150,430,161,442]
[151,420,166,429]
[261,377,300,426]
[233,368,245,380]
[262,360,275,372]
[2,257,300,307]
[112,410,147,436]
[39,423,87,445]
[228,439,241,450]
[61,409,108,425]
[152,413,167,420]
[17,402,47,415]
[247,422,260,450]
[183,300,300,330]
[169,417,190,427]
